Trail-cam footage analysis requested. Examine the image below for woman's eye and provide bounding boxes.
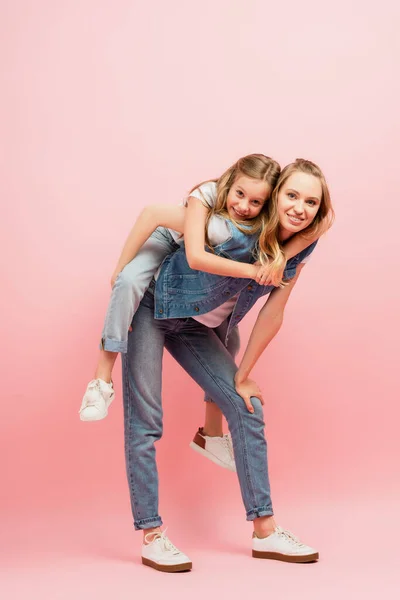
[307,200,316,206]
[288,193,296,199]
[236,190,244,197]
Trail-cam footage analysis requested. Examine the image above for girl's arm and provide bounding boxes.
[183,197,260,279]
[254,232,319,285]
[112,204,186,283]
[234,264,305,412]
[112,200,261,284]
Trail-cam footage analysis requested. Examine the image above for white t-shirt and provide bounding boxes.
[164,181,311,329]
[168,182,230,246]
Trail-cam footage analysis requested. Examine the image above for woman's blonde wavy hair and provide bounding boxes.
[258,158,335,286]
[189,153,281,252]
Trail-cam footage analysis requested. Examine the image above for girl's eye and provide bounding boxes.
[236,190,244,197]
[307,200,316,206]
[287,192,296,199]
[252,200,261,206]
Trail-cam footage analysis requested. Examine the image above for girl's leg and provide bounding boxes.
[100,228,178,356]
[190,323,240,470]
[80,228,178,421]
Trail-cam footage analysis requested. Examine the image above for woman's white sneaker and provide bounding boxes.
[189,427,236,472]
[141,531,192,572]
[79,379,115,421]
[252,526,319,563]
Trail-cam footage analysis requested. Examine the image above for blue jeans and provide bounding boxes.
[122,288,273,530]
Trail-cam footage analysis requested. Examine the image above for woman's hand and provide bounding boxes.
[234,374,264,413]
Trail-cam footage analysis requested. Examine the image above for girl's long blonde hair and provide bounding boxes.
[258,158,335,285]
[189,153,281,253]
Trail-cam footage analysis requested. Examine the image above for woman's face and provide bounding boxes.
[226,175,270,221]
[277,171,322,240]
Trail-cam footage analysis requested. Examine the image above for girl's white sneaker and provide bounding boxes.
[189,427,236,472]
[79,379,115,421]
[252,527,319,563]
[141,530,192,572]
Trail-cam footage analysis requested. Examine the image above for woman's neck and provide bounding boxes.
[278,226,294,243]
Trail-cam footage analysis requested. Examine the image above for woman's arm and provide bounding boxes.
[184,197,260,279]
[234,264,305,411]
[112,205,186,283]
[283,232,318,260]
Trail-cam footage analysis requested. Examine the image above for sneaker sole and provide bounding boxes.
[79,394,114,422]
[79,411,108,422]
[142,557,192,572]
[189,441,236,472]
[252,550,319,563]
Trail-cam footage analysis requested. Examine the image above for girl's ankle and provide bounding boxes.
[202,427,224,438]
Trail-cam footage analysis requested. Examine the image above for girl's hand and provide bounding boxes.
[111,269,121,288]
[253,263,273,286]
[234,375,264,413]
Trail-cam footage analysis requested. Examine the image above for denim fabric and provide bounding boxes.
[204,321,240,403]
[155,221,318,340]
[122,289,273,530]
[100,227,180,353]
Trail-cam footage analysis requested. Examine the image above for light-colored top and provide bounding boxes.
[169,182,230,246]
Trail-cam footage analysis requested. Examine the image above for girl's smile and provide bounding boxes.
[226,175,270,221]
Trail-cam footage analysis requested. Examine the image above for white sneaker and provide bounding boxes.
[189,427,236,472]
[79,379,115,421]
[252,526,319,563]
[141,530,192,572]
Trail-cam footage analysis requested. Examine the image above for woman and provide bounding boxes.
[122,159,334,572]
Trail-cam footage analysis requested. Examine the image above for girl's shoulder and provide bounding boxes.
[188,181,217,209]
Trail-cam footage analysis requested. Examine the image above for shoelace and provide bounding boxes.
[84,380,102,407]
[275,527,306,548]
[222,434,234,461]
[144,529,181,555]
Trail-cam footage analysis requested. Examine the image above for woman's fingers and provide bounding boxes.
[243,395,254,413]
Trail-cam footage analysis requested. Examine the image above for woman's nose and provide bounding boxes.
[293,201,305,214]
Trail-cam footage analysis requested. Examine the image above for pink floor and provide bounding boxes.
[2,492,398,599]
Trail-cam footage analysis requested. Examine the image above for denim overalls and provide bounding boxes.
[155,220,317,340]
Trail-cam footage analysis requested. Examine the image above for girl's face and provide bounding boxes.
[277,171,322,240]
[226,175,270,221]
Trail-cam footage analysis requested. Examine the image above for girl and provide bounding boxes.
[80,154,322,466]
[121,159,334,571]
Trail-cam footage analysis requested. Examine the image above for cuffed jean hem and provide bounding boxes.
[99,337,128,353]
[204,394,214,403]
[134,516,163,531]
[246,506,274,521]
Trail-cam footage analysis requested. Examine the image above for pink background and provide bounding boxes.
[1,1,399,597]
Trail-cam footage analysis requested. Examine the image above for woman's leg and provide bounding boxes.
[166,320,319,561]
[202,323,240,436]
[165,320,274,527]
[121,295,166,531]
[122,293,192,571]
